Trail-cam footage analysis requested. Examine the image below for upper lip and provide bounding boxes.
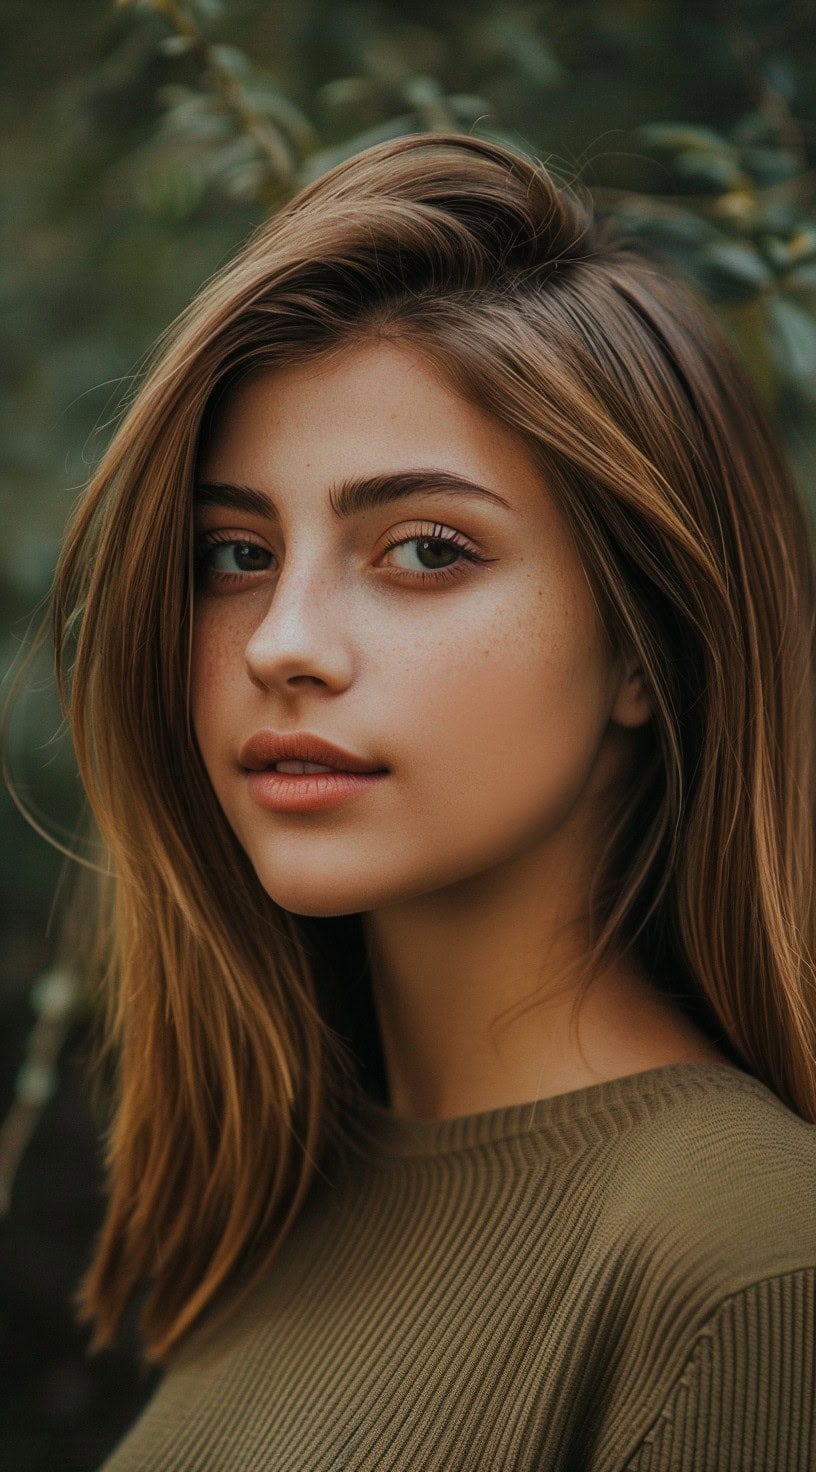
[239,730,388,774]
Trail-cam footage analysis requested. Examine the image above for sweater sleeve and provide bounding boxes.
[619,1268,815,1471]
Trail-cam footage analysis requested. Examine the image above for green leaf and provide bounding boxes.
[672,150,742,192]
[157,34,198,58]
[768,297,816,387]
[208,45,252,80]
[612,210,718,251]
[760,235,801,273]
[739,147,800,188]
[694,241,773,303]
[241,83,319,155]
[160,102,231,143]
[157,87,228,136]
[402,75,445,107]
[187,0,224,21]
[759,228,816,272]
[636,122,728,153]
[402,74,454,129]
[757,202,799,236]
[317,77,375,109]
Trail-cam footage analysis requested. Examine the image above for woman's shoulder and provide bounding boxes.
[582,1063,816,1469]
[599,1061,816,1300]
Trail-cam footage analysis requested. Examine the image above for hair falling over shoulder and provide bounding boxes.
[38,132,816,1364]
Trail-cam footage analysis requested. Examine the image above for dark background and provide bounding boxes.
[2,1,816,1466]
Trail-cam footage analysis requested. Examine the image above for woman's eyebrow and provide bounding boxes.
[193,469,512,521]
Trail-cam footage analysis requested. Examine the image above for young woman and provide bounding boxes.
[47,133,815,1469]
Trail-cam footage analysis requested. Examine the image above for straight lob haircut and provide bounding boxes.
[46,133,816,1363]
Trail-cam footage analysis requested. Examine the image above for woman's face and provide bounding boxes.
[191,339,647,917]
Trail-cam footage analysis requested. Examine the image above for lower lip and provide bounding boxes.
[245,768,390,812]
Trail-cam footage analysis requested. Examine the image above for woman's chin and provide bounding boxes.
[254,871,382,919]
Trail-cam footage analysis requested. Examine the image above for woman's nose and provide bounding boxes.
[243,559,353,695]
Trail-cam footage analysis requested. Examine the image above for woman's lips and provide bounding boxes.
[245,767,389,813]
[239,729,387,774]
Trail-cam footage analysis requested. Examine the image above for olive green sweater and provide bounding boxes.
[99,1062,816,1471]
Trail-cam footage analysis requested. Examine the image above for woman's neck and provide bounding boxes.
[362,855,725,1124]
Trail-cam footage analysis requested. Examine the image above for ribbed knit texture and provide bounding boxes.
[98,1062,816,1471]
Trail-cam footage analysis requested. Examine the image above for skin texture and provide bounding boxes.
[191,339,726,1121]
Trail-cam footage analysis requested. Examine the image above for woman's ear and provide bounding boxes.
[610,658,652,729]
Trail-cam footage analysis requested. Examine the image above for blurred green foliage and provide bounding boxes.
[2,0,816,991]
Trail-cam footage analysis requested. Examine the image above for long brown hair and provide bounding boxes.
[44,133,816,1364]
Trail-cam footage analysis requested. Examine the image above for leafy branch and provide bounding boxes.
[118,0,318,210]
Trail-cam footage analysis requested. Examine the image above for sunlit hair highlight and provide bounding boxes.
[42,132,816,1364]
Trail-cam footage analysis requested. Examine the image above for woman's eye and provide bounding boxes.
[197,537,273,580]
[194,522,490,591]
[378,525,487,581]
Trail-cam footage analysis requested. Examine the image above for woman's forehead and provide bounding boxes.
[200,339,558,528]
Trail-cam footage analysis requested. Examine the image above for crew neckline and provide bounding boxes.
[350,1060,764,1158]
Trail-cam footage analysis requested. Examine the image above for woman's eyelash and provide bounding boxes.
[193,531,271,580]
[378,523,488,575]
[193,522,490,585]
